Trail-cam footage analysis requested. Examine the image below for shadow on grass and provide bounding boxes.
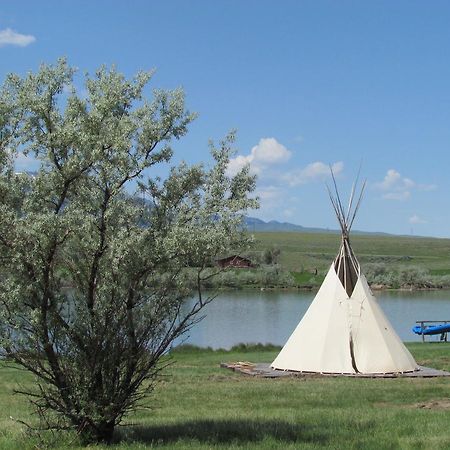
[114,419,330,446]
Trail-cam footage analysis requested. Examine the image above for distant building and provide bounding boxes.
[216,255,253,269]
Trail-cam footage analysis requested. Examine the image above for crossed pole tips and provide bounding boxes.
[326,165,367,297]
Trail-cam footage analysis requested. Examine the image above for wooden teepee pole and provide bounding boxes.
[328,166,365,296]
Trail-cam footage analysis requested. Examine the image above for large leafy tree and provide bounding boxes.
[0,59,257,443]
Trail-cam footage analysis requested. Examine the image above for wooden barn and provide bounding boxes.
[216,255,254,269]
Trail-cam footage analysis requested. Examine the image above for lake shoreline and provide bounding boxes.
[213,284,449,293]
[183,288,450,348]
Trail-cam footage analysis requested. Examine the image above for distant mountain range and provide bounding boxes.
[244,216,393,236]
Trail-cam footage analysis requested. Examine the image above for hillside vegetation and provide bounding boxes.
[214,232,450,290]
[253,232,450,271]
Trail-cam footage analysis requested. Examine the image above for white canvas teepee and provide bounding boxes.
[272,172,418,374]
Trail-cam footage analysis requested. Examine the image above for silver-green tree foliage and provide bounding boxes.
[0,59,257,443]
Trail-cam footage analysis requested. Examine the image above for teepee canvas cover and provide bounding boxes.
[272,173,417,374]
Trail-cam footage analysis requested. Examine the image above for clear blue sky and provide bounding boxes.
[2,0,450,237]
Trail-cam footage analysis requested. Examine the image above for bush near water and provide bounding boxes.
[215,232,450,290]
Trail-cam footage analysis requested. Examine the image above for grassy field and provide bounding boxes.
[3,343,450,449]
[252,232,450,273]
[242,232,450,290]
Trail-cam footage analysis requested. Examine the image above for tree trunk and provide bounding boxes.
[81,421,115,445]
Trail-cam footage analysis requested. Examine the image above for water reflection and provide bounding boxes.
[181,289,450,349]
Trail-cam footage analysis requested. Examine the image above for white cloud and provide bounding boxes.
[409,214,427,224]
[256,185,282,201]
[376,169,403,190]
[383,191,411,201]
[251,185,286,219]
[226,137,291,177]
[251,137,291,164]
[227,154,258,176]
[283,161,344,186]
[375,169,436,201]
[228,138,347,223]
[0,28,36,47]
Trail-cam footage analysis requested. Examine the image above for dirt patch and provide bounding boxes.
[413,399,450,410]
[206,374,247,382]
[376,399,450,410]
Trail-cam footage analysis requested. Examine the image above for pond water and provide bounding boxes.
[181,289,450,349]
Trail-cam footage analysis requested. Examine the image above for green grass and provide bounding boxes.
[290,271,324,287]
[430,269,450,276]
[251,232,450,274]
[3,343,450,449]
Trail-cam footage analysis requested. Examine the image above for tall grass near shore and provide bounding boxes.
[253,232,450,273]
[2,343,450,449]
[247,232,450,289]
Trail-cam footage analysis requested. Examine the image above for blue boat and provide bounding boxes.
[412,323,450,336]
